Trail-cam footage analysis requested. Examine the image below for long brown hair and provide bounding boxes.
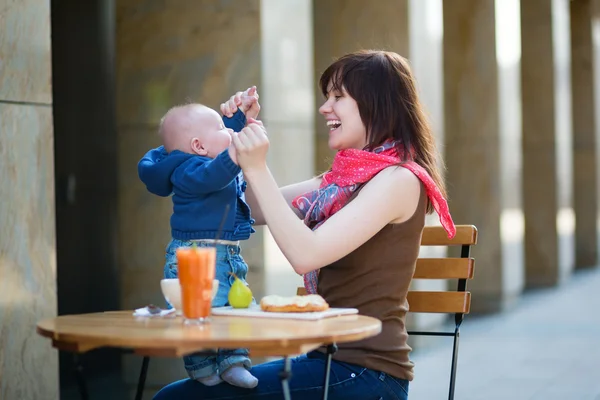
[319,50,446,213]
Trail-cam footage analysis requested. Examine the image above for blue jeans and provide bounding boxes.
[153,351,409,399]
[164,239,254,379]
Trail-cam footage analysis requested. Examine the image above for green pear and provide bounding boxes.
[228,274,253,309]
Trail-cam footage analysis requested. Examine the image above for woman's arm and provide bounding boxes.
[245,177,322,225]
[233,123,421,274]
[245,165,421,274]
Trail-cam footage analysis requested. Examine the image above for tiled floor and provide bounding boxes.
[409,267,600,400]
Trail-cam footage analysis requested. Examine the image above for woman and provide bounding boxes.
[154,50,455,400]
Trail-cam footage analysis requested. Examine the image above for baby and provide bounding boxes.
[138,88,260,388]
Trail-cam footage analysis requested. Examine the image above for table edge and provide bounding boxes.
[36,311,382,356]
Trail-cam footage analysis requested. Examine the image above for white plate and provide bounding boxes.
[211,304,359,320]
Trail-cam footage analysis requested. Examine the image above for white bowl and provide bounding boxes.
[160,278,220,314]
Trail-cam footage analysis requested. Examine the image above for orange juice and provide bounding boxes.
[176,246,216,322]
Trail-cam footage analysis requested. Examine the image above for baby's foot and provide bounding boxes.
[196,373,223,386]
[221,365,258,389]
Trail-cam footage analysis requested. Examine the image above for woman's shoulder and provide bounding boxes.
[367,165,421,193]
[360,165,422,222]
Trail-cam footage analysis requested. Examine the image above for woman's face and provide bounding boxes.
[318,84,367,151]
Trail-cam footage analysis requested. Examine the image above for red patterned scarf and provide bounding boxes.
[292,141,456,294]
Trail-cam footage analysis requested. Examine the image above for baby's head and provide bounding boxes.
[159,103,232,157]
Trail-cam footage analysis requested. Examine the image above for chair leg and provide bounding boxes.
[322,344,338,400]
[278,356,292,400]
[72,354,89,400]
[448,328,460,400]
[134,356,150,400]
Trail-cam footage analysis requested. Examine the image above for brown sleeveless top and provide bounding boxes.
[316,184,426,381]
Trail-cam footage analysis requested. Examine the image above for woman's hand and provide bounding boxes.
[220,86,261,120]
[227,131,238,165]
[231,119,269,173]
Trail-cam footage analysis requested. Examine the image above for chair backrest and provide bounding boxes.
[296,225,478,320]
[412,225,477,400]
[408,225,477,318]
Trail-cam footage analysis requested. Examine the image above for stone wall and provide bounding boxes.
[0,0,58,398]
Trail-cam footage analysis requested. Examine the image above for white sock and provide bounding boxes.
[196,373,223,386]
[221,365,258,389]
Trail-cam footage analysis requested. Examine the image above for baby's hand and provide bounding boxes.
[240,86,260,120]
[220,86,261,120]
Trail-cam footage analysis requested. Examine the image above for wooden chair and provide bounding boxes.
[297,224,477,400]
[408,224,477,400]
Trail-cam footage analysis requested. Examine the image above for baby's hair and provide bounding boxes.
[157,100,202,137]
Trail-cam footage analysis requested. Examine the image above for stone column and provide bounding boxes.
[521,0,574,287]
[258,0,314,298]
[0,0,58,399]
[408,0,449,341]
[571,0,598,269]
[444,0,524,313]
[313,0,409,172]
[116,0,262,393]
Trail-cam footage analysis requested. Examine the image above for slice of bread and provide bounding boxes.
[260,294,330,313]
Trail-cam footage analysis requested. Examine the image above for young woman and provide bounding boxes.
[153,50,455,400]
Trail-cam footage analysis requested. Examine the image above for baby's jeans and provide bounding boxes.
[164,239,253,379]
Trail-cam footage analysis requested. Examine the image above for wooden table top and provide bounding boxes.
[37,311,382,358]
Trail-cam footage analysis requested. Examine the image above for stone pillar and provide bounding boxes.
[313,0,409,172]
[408,0,449,341]
[116,0,262,393]
[571,0,598,269]
[258,0,314,298]
[521,0,574,287]
[0,0,58,399]
[497,0,526,297]
[444,0,524,313]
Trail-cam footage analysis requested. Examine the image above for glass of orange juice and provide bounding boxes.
[176,246,216,324]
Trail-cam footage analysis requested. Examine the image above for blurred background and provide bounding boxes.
[1,0,600,399]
